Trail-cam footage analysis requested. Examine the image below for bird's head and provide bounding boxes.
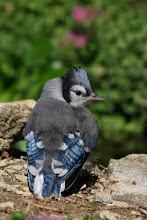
[62,67,104,108]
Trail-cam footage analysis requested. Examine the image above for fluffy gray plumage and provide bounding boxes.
[24,67,99,174]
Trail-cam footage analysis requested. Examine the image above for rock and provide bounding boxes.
[0,170,7,176]
[112,200,129,208]
[107,154,147,207]
[91,154,147,208]
[88,192,113,204]
[0,202,14,210]
[0,158,32,197]
[14,174,27,184]
[0,182,32,197]
[0,100,36,151]
[98,210,120,220]
[0,159,8,167]
[140,208,147,216]
[11,164,23,171]
[94,182,104,192]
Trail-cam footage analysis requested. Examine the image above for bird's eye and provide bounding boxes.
[75,91,82,96]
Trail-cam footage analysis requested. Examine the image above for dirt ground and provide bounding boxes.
[0,155,147,220]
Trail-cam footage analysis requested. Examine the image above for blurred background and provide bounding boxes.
[0,0,147,165]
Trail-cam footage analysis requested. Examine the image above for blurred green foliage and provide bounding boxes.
[9,211,25,220]
[0,0,147,164]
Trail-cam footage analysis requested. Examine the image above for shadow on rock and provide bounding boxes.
[62,169,98,196]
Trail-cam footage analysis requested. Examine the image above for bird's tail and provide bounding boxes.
[32,170,63,197]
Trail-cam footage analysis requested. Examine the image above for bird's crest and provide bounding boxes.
[63,67,91,89]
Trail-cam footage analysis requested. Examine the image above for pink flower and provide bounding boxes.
[72,5,86,23]
[72,5,101,23]
[67,31,76,42]
[36,214,49,220]
[67,31,88,48]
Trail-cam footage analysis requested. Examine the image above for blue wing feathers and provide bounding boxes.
[25,131,45,191]
[53,135,87,187]
[25,130,90,197]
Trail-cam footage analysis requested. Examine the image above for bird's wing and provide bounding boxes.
[24,131,45,192]
[51,132,88,190]
[40,132,89,197]
[25,130,89,197]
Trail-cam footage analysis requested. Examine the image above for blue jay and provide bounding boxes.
[24,67,104,197]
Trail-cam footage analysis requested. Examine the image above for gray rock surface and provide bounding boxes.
[89,154,147,208]
[108,154,147,207]
[0,100,36,151]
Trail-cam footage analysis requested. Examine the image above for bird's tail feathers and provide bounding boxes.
[32,170,64,197]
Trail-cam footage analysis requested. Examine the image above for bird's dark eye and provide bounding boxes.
[75,91,82,96]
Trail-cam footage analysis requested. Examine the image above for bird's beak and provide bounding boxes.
[85,93,105,102]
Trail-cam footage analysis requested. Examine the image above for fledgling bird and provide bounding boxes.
[24,67,104,197]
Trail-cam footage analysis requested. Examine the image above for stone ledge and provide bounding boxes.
[0,100,36,151]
